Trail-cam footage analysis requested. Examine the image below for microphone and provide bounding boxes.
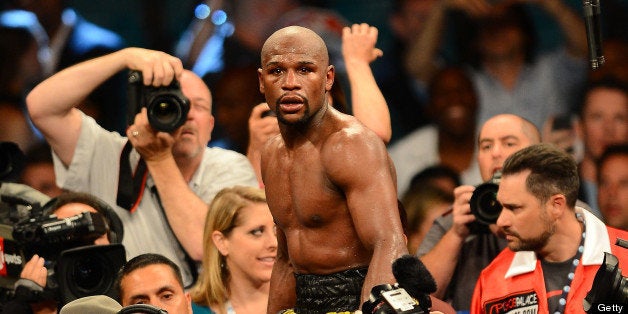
[392,254,437,313]
[582,0,605,70]
[392,254,437,297]
[361,255,437,313]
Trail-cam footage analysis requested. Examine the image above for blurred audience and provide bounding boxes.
[0,11,44,101]
[190,186,275,314]
[389,66,481,197]
[210,65,265,153]
[407,164,461,196]
[403,185,453,255]
[19,142,63,198]
[246,103,280,187]
[176,0,297,86]
[597,144,628,231]
[379,0,437,143]
[3,0,127,133]
[588,38,628,85]
[383,0,590,143]
[0,101,38,154]
[0,12,44,153]
[575,77,628,216]
[541,113,583,164]
[401,165,460,254]
[466,1,588,131]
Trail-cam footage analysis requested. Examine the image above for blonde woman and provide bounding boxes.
[190,186,277,314]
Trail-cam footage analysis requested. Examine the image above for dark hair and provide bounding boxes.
[115,253,184,299]
[401,184,453,236]
[427,66,474,100]
[23,141,53,165]
[576,76,628,117]
[408,164,462,190]
[502,143,579,208]
[468,3,537,68]
[597,144,628,182]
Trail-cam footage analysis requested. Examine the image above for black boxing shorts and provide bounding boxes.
[291,267,368,314]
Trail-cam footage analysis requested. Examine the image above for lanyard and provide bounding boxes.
[554,213,586,314]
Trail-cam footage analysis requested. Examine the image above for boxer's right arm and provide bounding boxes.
[267,228,296,314]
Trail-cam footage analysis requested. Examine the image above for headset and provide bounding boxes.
[42,193,124,244]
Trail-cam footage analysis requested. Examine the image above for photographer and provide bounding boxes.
[416,114,541,311]
[2,190,122,314]
[25,48,258,287]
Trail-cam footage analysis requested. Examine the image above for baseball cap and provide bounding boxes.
[60,295,122,314]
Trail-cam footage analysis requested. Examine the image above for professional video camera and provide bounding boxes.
[362,255,436,314]
[127,70,190,133]
[583,238,628,312]
[0,190,126,306]
[468,171,502,234]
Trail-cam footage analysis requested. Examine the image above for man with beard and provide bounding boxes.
[471,144,628,314]
[25,47,258,288]
[257,26,408,313]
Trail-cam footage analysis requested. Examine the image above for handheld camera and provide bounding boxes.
[127,70,190,133]
[469,171,502,234]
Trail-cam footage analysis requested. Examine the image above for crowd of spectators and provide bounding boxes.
[0,0,627,313]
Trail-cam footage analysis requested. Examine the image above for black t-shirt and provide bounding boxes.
[541,257,575,314]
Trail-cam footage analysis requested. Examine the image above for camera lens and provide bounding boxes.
[148,95,188,133]
[470,182,502,225]
[58,244,126,305]
[71,256,106,293]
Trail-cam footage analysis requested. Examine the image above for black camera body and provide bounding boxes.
[55,244,126,305]
[583,240,628,312]
[127,70,190,133]
[469,171,502,234]
[0,196,126,306]
[12,211,107,252]
[362,284,429,314]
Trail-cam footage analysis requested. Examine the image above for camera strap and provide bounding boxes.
[116,141,148,213]
[150,186,199,286]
